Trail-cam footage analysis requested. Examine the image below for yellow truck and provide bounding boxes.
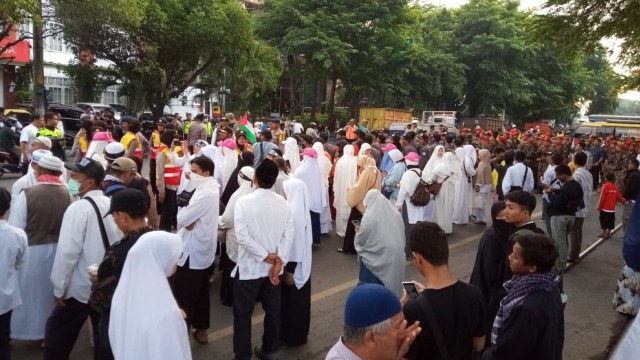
[359,108,413,130]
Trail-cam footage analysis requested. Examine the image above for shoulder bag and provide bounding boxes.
[427,176,449,197]
[84,197,110,251]
[509,165,528,193]
[417,294,452,360]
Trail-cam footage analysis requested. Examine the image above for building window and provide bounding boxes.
[45,77,75,105]
[102,85,126,105]
[44,22,66,52]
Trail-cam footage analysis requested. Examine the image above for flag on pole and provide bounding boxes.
[238,112,257,144]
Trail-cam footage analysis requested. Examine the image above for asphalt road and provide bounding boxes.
[1,170,631,360]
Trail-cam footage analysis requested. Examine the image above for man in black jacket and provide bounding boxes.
[622,159,640,236]
[482,233,564,360]
[545,164,583,288]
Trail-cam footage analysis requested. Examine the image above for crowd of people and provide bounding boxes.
[1,110,640,360]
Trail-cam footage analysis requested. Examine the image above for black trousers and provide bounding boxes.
[0,311,11,360]
[159,188,177,231]
[172,258,211,330]
[590,165,601,188]
[96,311,114,360]
[44,297,100,360]
[149,158,158,195]
[342,207,362,254]
[233,274,281,360]
[21,161,29,175]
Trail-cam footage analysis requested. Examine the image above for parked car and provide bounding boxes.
[109,103,128,115]
[75,102,121,121]
[49,104,85,144]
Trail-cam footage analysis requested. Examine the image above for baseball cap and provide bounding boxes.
[344,284,401,328]
[111,157,137,173]
[105,142,126,161]
[381,143,397,152]
[65,158,106,181]
[405,152,419,166]
[105,188,147,217]
[34,136,52,149]
[336,129,346,136]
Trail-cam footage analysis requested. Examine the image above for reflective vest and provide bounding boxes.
[183,121,192,135]
[160,146,181,186]
[205,122,212,137]
[150,130,162,160]
[120,132,143,158]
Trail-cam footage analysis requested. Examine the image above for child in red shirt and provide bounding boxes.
[596,173,627,238]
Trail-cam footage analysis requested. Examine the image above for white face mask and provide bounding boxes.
[189,172,210,188]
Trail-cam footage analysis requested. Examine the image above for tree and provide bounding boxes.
[542,0,640,87]
[0,0,39,60]
[57,62,119,102]
[55,0,255,119]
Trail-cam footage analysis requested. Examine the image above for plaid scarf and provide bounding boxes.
[491,272,557,344]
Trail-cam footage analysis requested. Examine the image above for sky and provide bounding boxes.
[419,0,547,10]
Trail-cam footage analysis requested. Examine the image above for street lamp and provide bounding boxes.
[9,81,16,93]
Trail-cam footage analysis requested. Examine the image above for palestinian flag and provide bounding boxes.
[238,112,257,144]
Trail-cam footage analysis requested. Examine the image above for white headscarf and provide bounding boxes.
[219,166,255,262]
[219,145,239,192]
[422,145,445,180]
[293,150,327,213]
[283,178,313,289]
[200,145,224,189]
[283,137,301,173]
[388,149,404,163]
[355,189,405,298]
[333,145,358,210]
[312,142,332,183]
[109,231,191,360]
[358,143,372,160]
[86,139,110,169]
[463,144,477,165]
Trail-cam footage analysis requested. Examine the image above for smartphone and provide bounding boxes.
[403,281,420,300]
[173,139,181,146]
[351,220,361,228]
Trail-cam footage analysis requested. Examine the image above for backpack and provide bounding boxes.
[410,169,431,207]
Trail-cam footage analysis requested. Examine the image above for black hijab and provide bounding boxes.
[220,151,255,206]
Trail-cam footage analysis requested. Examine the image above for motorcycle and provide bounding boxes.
[0,150,22,178]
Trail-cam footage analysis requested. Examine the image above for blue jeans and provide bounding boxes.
[358,261,383,286]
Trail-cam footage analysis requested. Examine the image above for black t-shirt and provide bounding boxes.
[403,281,486,360]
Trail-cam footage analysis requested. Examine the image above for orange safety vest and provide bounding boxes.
[160,146,181,187]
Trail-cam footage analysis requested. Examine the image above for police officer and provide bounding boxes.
[36,112,65,161]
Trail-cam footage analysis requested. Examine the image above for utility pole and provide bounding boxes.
[32,0,46,115]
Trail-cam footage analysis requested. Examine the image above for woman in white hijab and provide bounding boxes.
[355,189,405,298]
[218,166,255,306]
[280,178,313,347]
[424,151,460,234]
[293,148,327,244]
[283,137,301,173]
[333,145,358,237]
[421,145,445,221]
[452,144,477,224]
[312,142,333,234]
[85,131,113,169]
[218,139,239,193]
[381,149,407,201]
[109,231,191,360]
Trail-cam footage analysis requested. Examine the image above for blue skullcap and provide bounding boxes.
[345,284,401,328]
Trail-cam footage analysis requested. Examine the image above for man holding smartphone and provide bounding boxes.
[402,222,486,360]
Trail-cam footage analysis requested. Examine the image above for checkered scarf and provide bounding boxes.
[491,272,557,344]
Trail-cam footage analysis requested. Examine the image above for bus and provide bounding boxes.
[574,121,640,138]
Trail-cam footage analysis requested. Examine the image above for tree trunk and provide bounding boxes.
[351,90,360,120]
[287,55,300,116]
[327,76,337,128]
[148,100,165,121]
[310,79,318,122]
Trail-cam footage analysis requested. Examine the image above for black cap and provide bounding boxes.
[255,158,278,188]
[105,188,148,217]
[120,116,133,123]
[65,158,106,181]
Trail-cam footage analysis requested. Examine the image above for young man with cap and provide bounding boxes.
[101,157,139,196]
[325,284,422,360]
[8,155,71,343]
[37,112,65,161]
[104,142,126,169]
[90,188,153,359]
[269,118,284,149]
[402,222,486,360]
[45,158,122,360]
[212,116,231,144]
[173,156,219,344]
[19,113,44,175]
[232,159,294,360]
[0,187,27,360]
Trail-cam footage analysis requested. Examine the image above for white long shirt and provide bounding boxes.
[50,190,122,303]
[395,168,426,224]
[176,179,219,269]
[0,220,27,315]
[19,124,39,158]
[11,173,36,206]
[232,188,294,280]
[541,164,558,202]
[502,162,534,195]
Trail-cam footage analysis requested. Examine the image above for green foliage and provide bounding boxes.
[55,0,257,118]
[0,0,40,59]
[57,63,119,103]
